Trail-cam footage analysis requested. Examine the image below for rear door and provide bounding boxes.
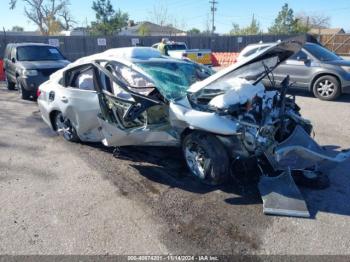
[92,61,178,147]
[60,64,102,141]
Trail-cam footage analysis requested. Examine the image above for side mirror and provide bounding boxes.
[303,58,311,65]
[11,58,16,63]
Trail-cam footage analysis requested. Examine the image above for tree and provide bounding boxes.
[293,13,331,34]
[149,0,169,27]
[268,3,296,34]
[187,28,201,35]
[230,15,262,35]
[58,6,76,30]
[90,0,129,35]
[138,24,150,36]
[92,0,114,23]
[11,26,24,32]
[310,14,331,36]
[9,0,74,35]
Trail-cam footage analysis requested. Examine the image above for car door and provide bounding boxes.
[92,61,178,147]
[273,50,315,89]
[6,46,17,82]
[59,63,102,141]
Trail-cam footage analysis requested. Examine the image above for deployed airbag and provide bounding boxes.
[208,78,265,109]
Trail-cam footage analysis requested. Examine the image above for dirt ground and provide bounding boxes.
[0,83,350,255]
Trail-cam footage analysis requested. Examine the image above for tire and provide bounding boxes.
[182,131,230,186]
[53,112,80,142]
[17,78,31,100]
[5,75,16,90]
[312,75,341,101]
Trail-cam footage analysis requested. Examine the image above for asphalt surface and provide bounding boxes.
[0,82,350,255]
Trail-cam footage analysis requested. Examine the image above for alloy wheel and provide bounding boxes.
[55,113,75,141]
[184,142,211,180]
[316,79,335,98]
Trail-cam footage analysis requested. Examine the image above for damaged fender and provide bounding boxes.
[274,125,350,170]
[169,98,239,136]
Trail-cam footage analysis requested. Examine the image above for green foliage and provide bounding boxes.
[90,0,129,36]
[187,28,201,35]
[268,3,296,34]
[11,26,24,32]
[230,15,262,35]
[293,18,311,34]
[138,24,150,36]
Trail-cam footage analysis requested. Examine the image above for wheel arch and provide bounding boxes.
[310,73,341,92]
[49,110,61,131]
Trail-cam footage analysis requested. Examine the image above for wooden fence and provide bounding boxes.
[320,34,350,55]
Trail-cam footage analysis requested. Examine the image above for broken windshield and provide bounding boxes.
[136,61,213,100]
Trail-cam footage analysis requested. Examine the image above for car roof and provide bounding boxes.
[49,47,190,81]
[8,42,55,48]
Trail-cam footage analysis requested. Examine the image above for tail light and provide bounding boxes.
[36,88,41,98]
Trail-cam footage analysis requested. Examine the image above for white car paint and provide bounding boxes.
[38,47,165,143]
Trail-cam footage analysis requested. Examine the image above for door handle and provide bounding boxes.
[61,96,68,103]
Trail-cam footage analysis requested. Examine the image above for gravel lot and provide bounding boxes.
[0,82,350,255]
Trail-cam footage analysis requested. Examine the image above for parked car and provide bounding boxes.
[3,43,70,100]
[38,44,348,190]
[237,42,350,101]
[152,41,212,66]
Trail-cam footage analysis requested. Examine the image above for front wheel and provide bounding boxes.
[312,75,341,101]
[54,112,80,142]
[17,78,31,100]
[182,131,230,186]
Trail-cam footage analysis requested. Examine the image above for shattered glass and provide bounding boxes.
[136,62,213,100]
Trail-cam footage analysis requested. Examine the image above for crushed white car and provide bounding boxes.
[38,40,350,217]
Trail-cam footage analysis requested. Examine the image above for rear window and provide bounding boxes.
[166,44,187,51]
[17,46,65,61]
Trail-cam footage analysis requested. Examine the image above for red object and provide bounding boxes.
[0,60,5,81]
[36,87,41,98]
[211,52,239,67]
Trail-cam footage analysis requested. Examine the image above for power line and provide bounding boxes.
[209,0,218,34]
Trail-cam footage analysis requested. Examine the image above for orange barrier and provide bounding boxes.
[0,60,4,81]
[212,52,239,67]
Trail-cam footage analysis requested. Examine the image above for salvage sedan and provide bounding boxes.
[38,42,349,217]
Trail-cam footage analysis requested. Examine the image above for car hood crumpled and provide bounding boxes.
[188,37,304,95]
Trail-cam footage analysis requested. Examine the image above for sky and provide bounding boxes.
[1,0,350,34]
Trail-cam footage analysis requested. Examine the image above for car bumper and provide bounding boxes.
[18,75,49,93]
[342,83,350,94]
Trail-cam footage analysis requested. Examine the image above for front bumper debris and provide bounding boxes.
[274,125,350,170]
[258,125,350,218]
[258,169,310,218]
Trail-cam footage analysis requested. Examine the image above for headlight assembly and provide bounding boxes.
[22,69,38,76]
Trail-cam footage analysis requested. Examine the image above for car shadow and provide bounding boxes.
[84,143,262,203]
[84,142,350,219]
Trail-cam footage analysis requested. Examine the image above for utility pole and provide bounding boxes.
[209,0,218,35]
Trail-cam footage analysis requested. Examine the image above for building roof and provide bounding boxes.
[309,28,345,35]
[119,21,185,36]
